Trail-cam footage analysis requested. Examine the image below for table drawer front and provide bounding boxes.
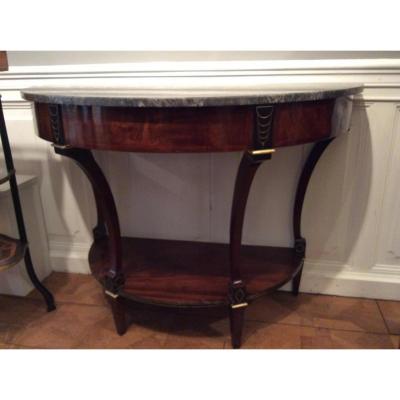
[34,98,345,152]
[271,99,336,148]
[34,104,253,152]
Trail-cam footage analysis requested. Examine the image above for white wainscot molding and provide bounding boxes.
[1,57,400,299]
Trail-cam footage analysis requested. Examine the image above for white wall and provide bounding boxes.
[7,51,400,66]
[1,52,400,300]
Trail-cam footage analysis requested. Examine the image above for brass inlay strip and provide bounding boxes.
[51,143,72,149]
[231,302,248,309]
[248,149,276,156]
[105,290,119,299]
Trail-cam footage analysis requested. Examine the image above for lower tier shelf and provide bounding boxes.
[89,237,304,307]
[0,233,27,271]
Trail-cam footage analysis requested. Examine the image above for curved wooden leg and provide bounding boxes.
[292,139,334,295]
[54,146,127,334]
[105,294,127,335]
[229,305,246,349]
[53,147,121,269]
[228,152,270,348]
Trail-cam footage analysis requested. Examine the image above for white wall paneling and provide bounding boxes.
[1,56,400,299]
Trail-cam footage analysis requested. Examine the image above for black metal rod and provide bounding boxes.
[0,97,55,311]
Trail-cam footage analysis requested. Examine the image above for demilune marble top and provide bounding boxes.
[21,84,363,108]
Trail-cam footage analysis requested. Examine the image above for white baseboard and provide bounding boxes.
[49,240,91,274]
[300,260,400,301]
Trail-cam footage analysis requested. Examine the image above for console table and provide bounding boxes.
[22,84,362,348]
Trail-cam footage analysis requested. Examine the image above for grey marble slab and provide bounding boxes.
[21,84,363,107]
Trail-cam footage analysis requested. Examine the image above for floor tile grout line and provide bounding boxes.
[0,339,50,349]
[244,318,392,337]
[1,301,391,338]
[1,294,392,332]
[376,299,393,335]
[5,321,395,350]
[46,300,109,309]
[0,295,110,310]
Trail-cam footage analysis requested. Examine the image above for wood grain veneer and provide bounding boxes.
[89,237,303,306]
[34,99,339,152]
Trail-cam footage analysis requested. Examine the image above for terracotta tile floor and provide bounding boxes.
[0,272,399,349]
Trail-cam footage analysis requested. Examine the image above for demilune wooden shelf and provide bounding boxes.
[89,237,303,307]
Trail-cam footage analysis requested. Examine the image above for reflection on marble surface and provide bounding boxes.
[332,96,353,137]
[21,84,362,107]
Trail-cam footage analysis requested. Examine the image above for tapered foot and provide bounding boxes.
[292,264,303,296]
[107,296,127,335]
[229,306,246,349]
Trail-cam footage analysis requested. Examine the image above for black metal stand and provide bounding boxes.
[0,97,55,311]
